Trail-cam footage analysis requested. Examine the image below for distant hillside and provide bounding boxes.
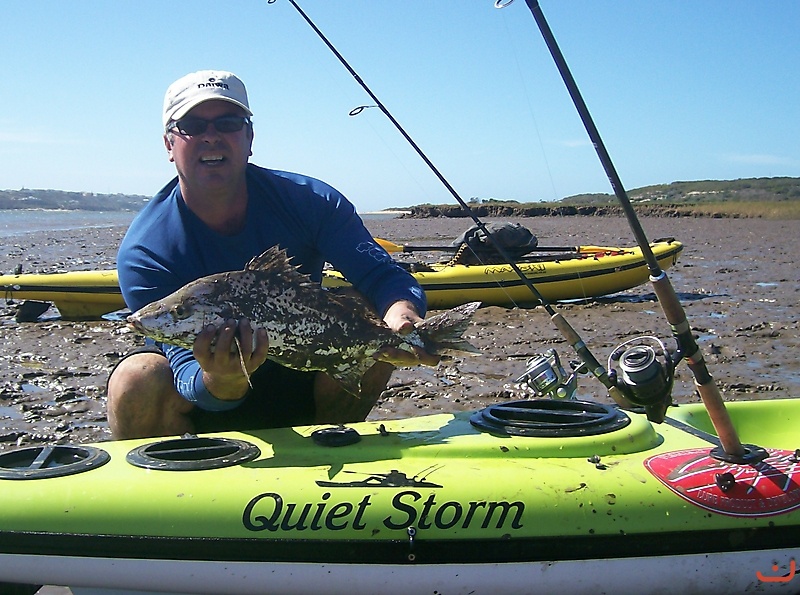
[4,177,800,217]
[559,177,800,205]
[403,177,800,219]
[0,188,149,212]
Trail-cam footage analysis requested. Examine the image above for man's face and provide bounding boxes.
[164,100,253,193]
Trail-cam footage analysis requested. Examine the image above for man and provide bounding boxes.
[107,70,434,439]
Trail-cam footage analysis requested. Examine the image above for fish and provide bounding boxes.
[127,246,480,396]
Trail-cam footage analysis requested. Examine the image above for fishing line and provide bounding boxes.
[509,0,744,453]
[347,105,440,208]
[350,102,529,308]
[495,3,597,306]
[279,0,632,410]
[288,0,530,305]
[497,5,561,205]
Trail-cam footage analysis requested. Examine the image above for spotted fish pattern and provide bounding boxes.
[128,246,480,396]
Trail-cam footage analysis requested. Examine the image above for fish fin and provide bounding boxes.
[332,363,373,398]
[245,245,292,271]
[417,301,481,356]
[244,246,315,284]
[246,248,385,324]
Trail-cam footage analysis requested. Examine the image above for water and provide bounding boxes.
[0,209,399,238]
[0,209,137,238]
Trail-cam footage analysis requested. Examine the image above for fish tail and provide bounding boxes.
[417,301,481,355]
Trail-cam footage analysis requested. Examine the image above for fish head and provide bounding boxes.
[127,277,236,349]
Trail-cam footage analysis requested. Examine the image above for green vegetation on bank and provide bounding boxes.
[560,176,800,205]
[402,177,800,219]
[0,188,148,212]
[3,177,799,218]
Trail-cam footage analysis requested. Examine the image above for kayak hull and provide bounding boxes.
[0,269,122,319]
[1,548,793,595]
[0,240,683,318]
[326,240,683,309]
[1,397,798,593]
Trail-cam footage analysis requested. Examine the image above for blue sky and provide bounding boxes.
[3,1,798,212]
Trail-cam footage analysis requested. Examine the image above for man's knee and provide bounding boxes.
[313,362,394,424]
[107,353,174,407]
[107,353,193,439]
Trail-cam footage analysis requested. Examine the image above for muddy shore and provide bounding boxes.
[1,216,798,452]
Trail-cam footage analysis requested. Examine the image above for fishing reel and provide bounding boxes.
[517,348,580,400]
[608,336,678,423]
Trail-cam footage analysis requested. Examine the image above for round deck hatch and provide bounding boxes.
[126,435,261,470]
[0,445,110,480]
[311,425,361,447]
[470,399,630,437]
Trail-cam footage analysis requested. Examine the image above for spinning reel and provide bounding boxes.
[517,336,679,422]
[608,336,679,422]
[517,348,580,401]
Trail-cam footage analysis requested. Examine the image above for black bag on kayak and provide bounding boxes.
[449,222,538,265]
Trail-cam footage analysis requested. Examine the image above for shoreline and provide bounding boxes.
[360,209,411,216]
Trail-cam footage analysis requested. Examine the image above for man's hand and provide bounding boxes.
[194,318,269,400]
[375,301,439,367]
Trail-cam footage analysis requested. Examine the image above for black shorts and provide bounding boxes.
[111,345,317,432]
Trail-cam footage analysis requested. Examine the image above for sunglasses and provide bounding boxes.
[168,115,251,136]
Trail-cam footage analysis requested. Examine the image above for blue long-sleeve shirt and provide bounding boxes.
[118,164,426,410]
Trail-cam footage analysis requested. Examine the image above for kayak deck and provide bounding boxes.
[0,397,797,593]
[1,398,797,540]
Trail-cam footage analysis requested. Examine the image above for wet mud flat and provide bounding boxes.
[1,216,798,452]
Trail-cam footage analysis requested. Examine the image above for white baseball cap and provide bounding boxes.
[162,70,252,128]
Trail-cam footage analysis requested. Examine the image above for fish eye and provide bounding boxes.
[171,304,189,320]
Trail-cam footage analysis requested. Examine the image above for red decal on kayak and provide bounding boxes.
[644,448,800,517]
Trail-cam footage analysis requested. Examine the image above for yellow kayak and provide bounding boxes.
[0,397,797,593]
[0,240,682,319]
[0,269,122,320]
[325,239,683,309]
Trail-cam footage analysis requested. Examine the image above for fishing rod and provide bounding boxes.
[281,0,636,414]
[513,0,745,457]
